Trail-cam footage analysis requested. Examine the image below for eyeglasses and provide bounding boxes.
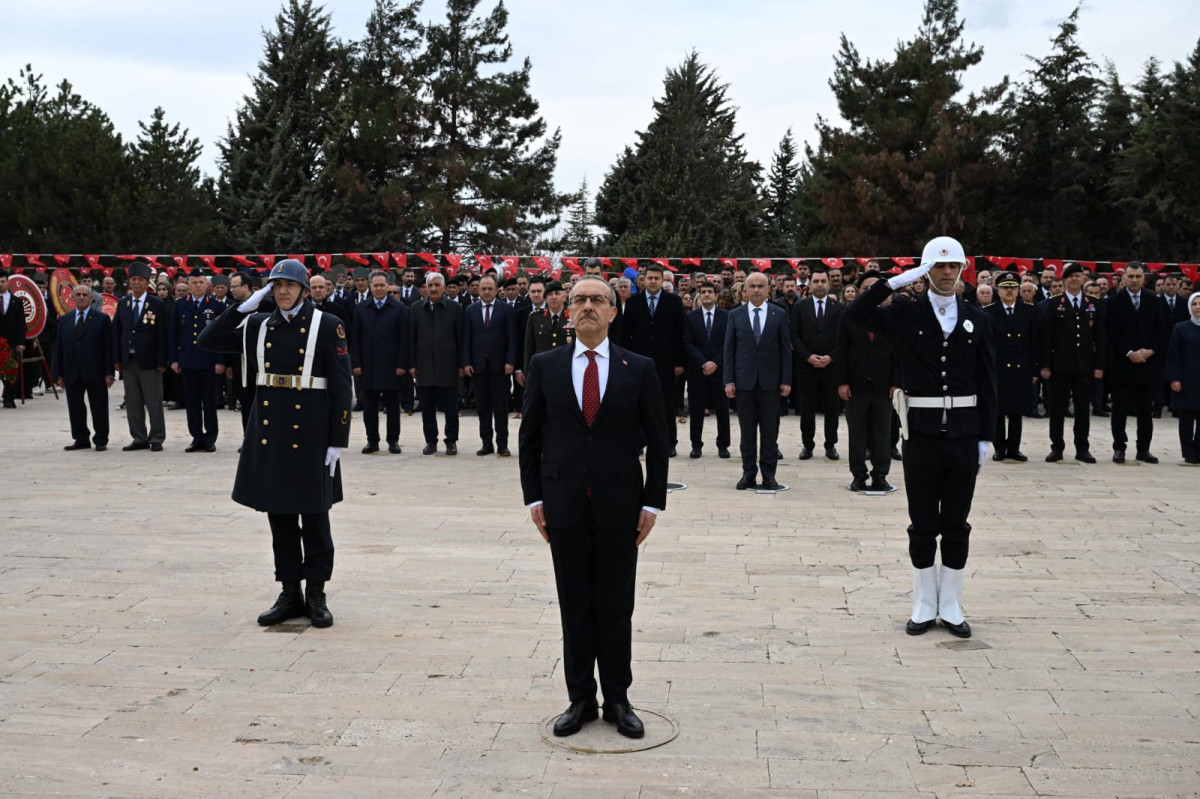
[570,294,612,307]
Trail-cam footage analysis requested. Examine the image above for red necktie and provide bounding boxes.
[582,351,600,426]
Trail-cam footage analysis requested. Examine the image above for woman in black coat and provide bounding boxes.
[1165,292,1200,463]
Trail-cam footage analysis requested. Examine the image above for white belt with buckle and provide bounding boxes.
[907,394,977,409]
[256,373,328,390]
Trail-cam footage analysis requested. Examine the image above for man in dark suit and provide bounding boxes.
[513,276,546,414]
[682,280,730,458]
[169,272,226,452]
[986,272,1038,461]
[409,273,463,455]
[724,271,793,490]
[835,271,900,491]
[1106,262,1170,463]
[846,237,997,639]
[397,268,421,306]
[352,270,410,454]
[621,263,685,456]
[0,272,27,408]
[1039,262,1105,463]
[463,274,518,456]
[519,275,668,740]
[792,269,843,460]
[52,284,114,450]
[112,262,168,451]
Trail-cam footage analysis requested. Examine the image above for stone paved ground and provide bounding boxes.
[1,394,1198,798]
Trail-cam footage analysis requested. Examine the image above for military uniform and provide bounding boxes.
[986,290,1037,460]
[523,308,575,368]
[169,293,226,450]
[1038,286,1105,459]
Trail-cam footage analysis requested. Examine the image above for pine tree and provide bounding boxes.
[1091,61,1136,258]
[762,130,800,254]
[217,0,349,252]
[419,0,565,253]
[595,53,763,256]
[127,107,216,252]
[539,177,596,255]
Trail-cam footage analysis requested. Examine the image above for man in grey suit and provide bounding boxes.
[409,272,464,455]
[724,272,793,490]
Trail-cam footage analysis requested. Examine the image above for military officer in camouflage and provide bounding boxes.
[522,281,574,369]
[198,259,352,628]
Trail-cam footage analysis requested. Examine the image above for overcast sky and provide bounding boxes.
[4,0,1198,201]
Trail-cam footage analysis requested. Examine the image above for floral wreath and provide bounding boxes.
[0,339,19,385]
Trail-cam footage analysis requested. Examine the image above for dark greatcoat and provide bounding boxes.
[198,299,352,514]
[350,296,409,391]
[1165,321,1200,411]
[985,301,1038,416]
[1105,290,1170,386]
[409,297,463,387]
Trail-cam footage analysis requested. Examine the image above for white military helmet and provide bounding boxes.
[921,236,967,266]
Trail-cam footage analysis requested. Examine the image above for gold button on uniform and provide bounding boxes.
[263,420,269,426]
[266,342,272,348]
[295,404,301,410]
[298,348,304,354]
[300,328,306,333]
[264,362,270,368]
[263,401,269,407]
[261,438,267,445]
[292,444,299,450]
[293,424,299,430]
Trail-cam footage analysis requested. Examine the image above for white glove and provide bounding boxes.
[238,285,273,313]
[324,446,343,477]
[977,442,989,472]
[887,262,934,291]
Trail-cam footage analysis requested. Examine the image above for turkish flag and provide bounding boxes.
[681,257,701,267]
[416,252,439,269]
[259,255,275,270]
[598,257,613,269]
[101,267,114,277]
[24,254,46,268]
[165,266,177,279]
[476,255,494,271]
[1013,258,1034,273]
[371,252,389,268]
[856,257,876,266]
[343,252,369,265]
[172,255,188,269]
[750,258,770,271]
[891,256,915,267]
[115,254,138,261]
[0,254,11,269]
[650,257,675,272]
[1147,262,1166,272]
[54,254,72,266]
[391,253,406,269]
[500,255,518,273]
[785,258,804,270]
[84,254,101,269]
[820,257,842,269]
[1178,263,1198,281]
[532,256,551,272]
[287,254,306,263]
[619,257,638,270]
[230,255,257,268]
[562,256,581,274]
[316,254,331,270]
[1041,258,1064,272]
[718,257,737,268]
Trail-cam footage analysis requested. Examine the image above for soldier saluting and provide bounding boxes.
[198,260,352,628]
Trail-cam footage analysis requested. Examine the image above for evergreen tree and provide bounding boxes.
[539,177,596,254]
[1091,61,1136,257]
[419,0,565,253]
[806,0,1008,255]
[595,52,763,256]
[127,106,216,252]
[762,130,800,254]
[217,0,349,251]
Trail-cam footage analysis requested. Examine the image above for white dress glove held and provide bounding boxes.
[977,442,989,472]
[887,262,934,291]
[238,285,273,313]
[325,446,343,477]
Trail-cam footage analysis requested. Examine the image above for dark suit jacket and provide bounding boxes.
[311,299,347,327]
[112,293,168,370]
[351,297,409,390]
[833,314,898,395]
[52,308,114,384]
[1106,290,1170,385]
[0,292,27,348]
[682,306,728,379]
[463,301,518,374]
[397,285,421,306]
[621,290,685,375]
[723,301,793,390]
[1162,294,1191,326]
[409,297,463,387]
[519,341,668,530]
[791,296,842,371]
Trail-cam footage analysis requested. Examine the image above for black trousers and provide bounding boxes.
[1048,372,1092,452]
[687,373,730,449]
[399,373,415,412]
[846,387,891,480]
[901,433,977,569]
[362,388,400,445]
[798,368,839,449]
[736,384,780,481]
[181,368,220,446]
[418,385,459,444]
[473,369,510,447]
[267,511,334,583]
[1111,382,1156,451]
[509,374,523,414]
[548,500,638,704]
[65,379,109,446]
[655,371,678,446]
[995,414,1023,455]
[1177,411,1199,460]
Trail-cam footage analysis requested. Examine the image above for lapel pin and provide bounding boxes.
[963,320,974,333]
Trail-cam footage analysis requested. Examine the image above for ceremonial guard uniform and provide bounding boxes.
[986,273,1037,461]
[169,286,226,451]
[846,237,997,638]
[1039,263,1105,462]
[198,260,352,628]
[523,289,575,366]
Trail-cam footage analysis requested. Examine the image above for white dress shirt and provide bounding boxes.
[0,291,10,315]
[1065,290,1083,309]
[928,291,957,337]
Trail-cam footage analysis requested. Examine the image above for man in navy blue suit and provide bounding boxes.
[112,262,169,451]
[463,274,517,456]
[169,272,226,452]
[1106,262,1170,463]
[351,270,409,454]
[724,271,793,490]
[682,280,730,458]
[53,284,114,451]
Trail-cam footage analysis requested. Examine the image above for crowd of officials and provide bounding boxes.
[2,257,1199,472]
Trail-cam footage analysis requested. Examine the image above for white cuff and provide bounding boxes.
[527,500,543,510]
[641,506,660,516]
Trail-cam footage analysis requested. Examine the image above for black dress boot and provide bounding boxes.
[306,581,334,628]
[257,582,306,626]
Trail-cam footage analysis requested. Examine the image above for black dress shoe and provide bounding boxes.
[942,619,971,638]
[1112,448,1126,464]
[422,443,437,455]
[2,399,16,408]
[150,443,163,452]
[388,443,402,454]
[185,442,203,453]
[257,584,306,626]
[991,450,1006,461]
[1008,451,1028,462]
[306,583,333,628]
[906,619,934,635]
[552,698,599,737]
[204,444,216,453]
[63,442,90,451]
[797,447,813,460]
[122,441,151,452]
[362,443,380,454]
[668,447,677,458]
[1075,450,1096,464]
[869,477,894,492]
[1135,450,1158,464]
[849,478,868,492]
[167,401,183,410]
[825,447,840,461]
[891,447,903,461]
[476,445,495,456]
[1045,450,1064,462]
[689,447,702,458]
[760,478,780,490]
[717,447,730,459]
[94,444,107,452]
[736,476,756,490]
[445,442,457,456]
[603,702,644,739]
[496,447,511,457]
